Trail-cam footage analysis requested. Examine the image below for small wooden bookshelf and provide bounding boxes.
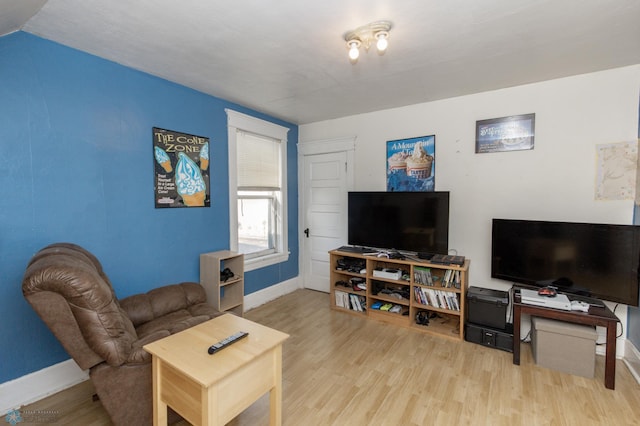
[200,251,244,316]
[329,249,469,341]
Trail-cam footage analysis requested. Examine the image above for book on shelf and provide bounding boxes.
[413,286,424,305]
[359,295,366,311]
[414,266,434,286]
[335,290,367,312]
[441,269,461,288]
[350,294,361,311]
[413,287,460,311]
[340,293,365,312]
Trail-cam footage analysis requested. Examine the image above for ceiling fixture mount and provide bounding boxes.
[343,20,392,63]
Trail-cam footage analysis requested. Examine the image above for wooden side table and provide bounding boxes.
[512,290,619,389]
[144,314,289,425]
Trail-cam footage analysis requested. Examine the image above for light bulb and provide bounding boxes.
[376,32,388,52]
[348,42,360,60]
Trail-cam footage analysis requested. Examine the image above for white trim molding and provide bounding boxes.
[0,359,88,415]
[298,135,356,155]
[244,277,301,311]
[623,338,640,385]
[297,136,356,291]
[225,108,290,270]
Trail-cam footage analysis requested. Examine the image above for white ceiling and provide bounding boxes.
[2,0,639,124]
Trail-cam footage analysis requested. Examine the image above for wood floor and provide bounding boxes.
[21,289,640,425]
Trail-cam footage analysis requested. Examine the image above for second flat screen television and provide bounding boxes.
[491,218,640,306]
[348,191,449,254]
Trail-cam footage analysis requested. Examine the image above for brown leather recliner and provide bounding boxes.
[22,242,222,425]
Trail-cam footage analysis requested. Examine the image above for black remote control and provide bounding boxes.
[207,331,249,354]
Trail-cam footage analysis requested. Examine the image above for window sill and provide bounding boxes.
[244,251,290,272]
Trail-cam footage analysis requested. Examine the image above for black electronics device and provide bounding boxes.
[465,323,513,353]
[465,286,513,352]
[208,331,248,354]
[491,219,640,306]
[336,257,366,273]
[467,287,509,330]
[348,191,450,255]
[431,254,465,266]
[220,267,235,282]
[415,311,432,326]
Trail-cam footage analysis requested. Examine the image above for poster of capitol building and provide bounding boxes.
[153,127,210,208]
[386,135,435,192]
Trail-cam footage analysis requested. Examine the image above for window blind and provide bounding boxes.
[237,131,280,191]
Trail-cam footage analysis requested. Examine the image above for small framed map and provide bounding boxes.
[595,140,638,201]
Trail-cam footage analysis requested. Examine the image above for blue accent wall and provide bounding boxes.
[0,32,298,383]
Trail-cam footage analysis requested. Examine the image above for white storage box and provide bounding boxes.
[531,317,597,378]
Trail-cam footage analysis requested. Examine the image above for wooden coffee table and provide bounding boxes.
[144,314,289,425]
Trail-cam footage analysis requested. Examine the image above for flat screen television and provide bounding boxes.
[491,218,640,306]
[348,191,449,254]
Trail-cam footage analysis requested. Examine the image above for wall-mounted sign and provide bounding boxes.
[153,127,210,208]
[476,113,535,153]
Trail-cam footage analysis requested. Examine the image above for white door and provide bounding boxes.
[302,151,348,292]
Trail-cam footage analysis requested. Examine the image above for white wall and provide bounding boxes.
[300,65,640,350]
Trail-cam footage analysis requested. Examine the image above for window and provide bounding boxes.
[237,132,279,256]
[226,109,289,271]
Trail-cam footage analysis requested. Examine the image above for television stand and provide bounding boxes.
[512,289,619,389]
[329,248,470,341]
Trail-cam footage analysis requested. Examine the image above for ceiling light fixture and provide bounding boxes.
[343,20,392,63]
[348,39,361,61]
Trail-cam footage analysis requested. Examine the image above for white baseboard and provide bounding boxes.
[0,359,88,415]
[594,328,626,359]
[0,277,300,415]
[623,339,640,385]
[244,277,301,311]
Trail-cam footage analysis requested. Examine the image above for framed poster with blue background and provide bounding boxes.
[387,135,435,192]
